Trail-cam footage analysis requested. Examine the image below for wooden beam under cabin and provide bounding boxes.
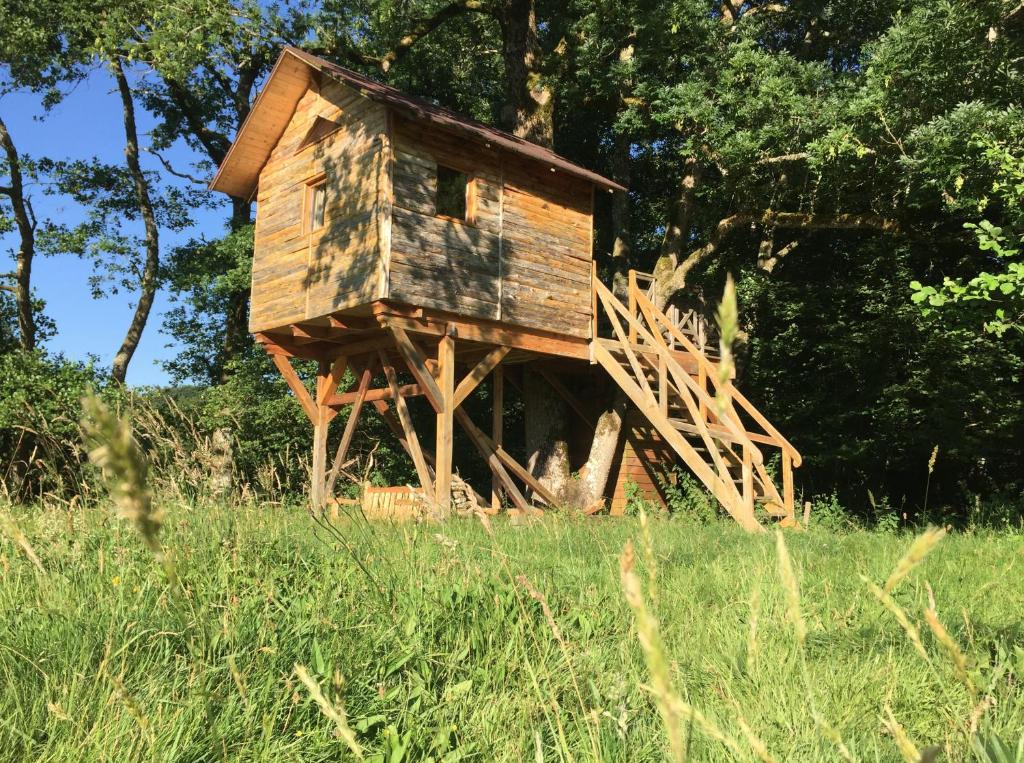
[325,362,372,497]
[326,383,423,407]
[453,407,530,511]
[491,365,503,511]
[270,353,317,424]
[379,350,434,497]
[538,368,594,427]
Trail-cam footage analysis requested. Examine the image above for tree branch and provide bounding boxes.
[144,147,209,185]
[0,112,37,349]
[311,1,492,73]
[163,78,231,166]
[661,210,903,300]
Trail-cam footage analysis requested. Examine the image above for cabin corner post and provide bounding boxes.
[435,330,456,511]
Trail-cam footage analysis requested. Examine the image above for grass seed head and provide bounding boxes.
[294,663,363,758]
[882,705,921,763]
[923,607,976,697]
[883,527,946,594]
[80,393,162,553]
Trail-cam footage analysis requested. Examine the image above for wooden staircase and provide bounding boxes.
[590,271,801,532]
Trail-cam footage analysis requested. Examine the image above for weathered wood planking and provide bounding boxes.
[388,117,593,338]
[250,81,596,342]
[250,79,386,331]
[608,409,674,515]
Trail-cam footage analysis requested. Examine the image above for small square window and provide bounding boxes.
[435,165,468,220]
[309,181,327,231]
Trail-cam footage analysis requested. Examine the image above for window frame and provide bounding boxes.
[433,163,476,226]
[305,174,328,233]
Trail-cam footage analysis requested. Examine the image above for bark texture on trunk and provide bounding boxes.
[569,390,628,509]
[111,57,161,385]
[0,114,37,351]
[219,196,253,382]
[496,0,554,147]
[524,369,572,502]
[653,157,704,309]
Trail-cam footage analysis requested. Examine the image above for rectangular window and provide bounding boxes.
[435,165,469,221]
[309,180,327,231]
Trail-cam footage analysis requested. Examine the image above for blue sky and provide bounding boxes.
[1,65,231,387]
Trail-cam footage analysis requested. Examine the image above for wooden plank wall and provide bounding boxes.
[389,116,593,338]
[501,163,593,338]
[608,409,674,515]
[250,78,386,332]
[389,118,504,321]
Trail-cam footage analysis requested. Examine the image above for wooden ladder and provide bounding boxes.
[591,274,802,532]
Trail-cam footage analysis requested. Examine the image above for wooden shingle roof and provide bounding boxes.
[210,46,625,199]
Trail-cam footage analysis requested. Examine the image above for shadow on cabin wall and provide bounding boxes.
[303,135,497,323]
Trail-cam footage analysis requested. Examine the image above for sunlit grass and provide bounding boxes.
[0,497,1021,760]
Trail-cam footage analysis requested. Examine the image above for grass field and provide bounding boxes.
[0,498,1021,761]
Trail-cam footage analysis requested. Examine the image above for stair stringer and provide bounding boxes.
[592,340,763,532]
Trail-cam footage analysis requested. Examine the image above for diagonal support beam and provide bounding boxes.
[454,408,530,511]
[454,345,510,407]
[325,362,372,497]
[538,368,594,427]
[379,350,434,497]
[388,325,444,413]
[271,353,317,424]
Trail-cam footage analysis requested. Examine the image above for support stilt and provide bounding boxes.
[491,365,504,511]
[435,332,455,509]
[310,359,332,510]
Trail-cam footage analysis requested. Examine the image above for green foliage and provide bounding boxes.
[911,141,1024,336]
[0,349,108,499]
[658,468,719,524]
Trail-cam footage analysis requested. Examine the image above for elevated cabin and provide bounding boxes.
[211,47,802,531]
[212,46,621,349]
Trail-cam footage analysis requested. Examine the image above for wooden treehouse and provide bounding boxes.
[211,47,802,531]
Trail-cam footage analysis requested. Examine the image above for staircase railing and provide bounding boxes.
[592,278,764,529]
[590,268,802,526]
[624,271,801,515]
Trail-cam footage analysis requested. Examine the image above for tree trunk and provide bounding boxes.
[218,196,253,382]
[496,0,553,147]
[653,157,704,309]
[0,114,37,351]
[567,390,628,510]
[110,57,161,385]
[524,368,572,502]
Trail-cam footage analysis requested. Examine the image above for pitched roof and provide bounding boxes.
[210,46,625,199]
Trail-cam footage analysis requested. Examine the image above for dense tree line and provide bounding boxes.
[1,0,1021,519]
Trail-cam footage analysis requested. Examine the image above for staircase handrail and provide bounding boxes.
[632,287,803,468]
[594,279,764,467]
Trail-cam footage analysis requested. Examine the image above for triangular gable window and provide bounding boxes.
[296,115,344,152]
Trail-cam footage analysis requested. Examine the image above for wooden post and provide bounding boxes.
[782,451,794,518]
[491,364,504,511]
[742,445,754,516]
[627,270,638,346]
[435,331,455,509]
[311,359,331,510]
